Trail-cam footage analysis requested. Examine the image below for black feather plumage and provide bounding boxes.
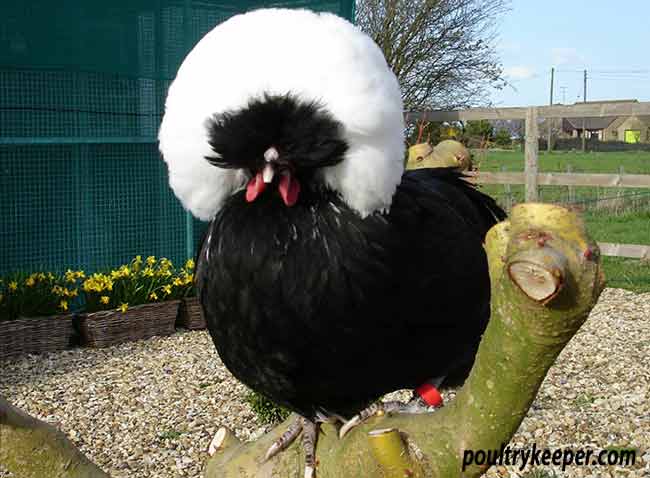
[194,93,505,419]
[197,171,504,418]
[205,93,348,174]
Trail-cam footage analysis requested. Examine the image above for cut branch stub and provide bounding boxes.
[406,140,471,171]
[507,246,567,303]
[503,203,605,309]
[367,428,422,478]
[208,427,241,457]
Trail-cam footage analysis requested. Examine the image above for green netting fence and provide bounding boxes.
[0,0,355,275]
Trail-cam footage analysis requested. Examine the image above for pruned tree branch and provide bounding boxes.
[203,203,605,477]
[0,396,109,478]
[2,203,605,478]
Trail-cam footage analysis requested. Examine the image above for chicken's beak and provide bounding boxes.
[246,146,300,206]
[262,163,275,183]
[262,146,279,183]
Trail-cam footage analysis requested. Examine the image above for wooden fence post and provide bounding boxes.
[617,165,625,213]
[525,107,539,201]
[567,164,575,203]
[501,165,512,211]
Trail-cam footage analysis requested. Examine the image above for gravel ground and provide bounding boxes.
[1,288,649,478]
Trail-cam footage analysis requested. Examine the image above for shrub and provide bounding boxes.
[245,390,291,425]
[493,128,512,147]
[465,120,494,140]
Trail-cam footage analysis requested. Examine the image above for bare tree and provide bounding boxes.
[356,0,509,110]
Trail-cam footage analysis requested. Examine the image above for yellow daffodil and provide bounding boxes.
[65,269,77,283]
[38,272,46,281]
[118,303,129,313]
[185,259,195,270]
[146,256,156,266]
[47,272,54,281]
[173,278,183,287]
[9,281,18,291]
[83,274,112,293]
[25,277,36,287]
[100,296,110,304]
[149,292,158,301]
[68,288,78,297]
[59,300,68,311]
[162,285,172,296]
[143,267,154,277]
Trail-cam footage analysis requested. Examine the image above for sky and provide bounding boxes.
[490,1,650,107]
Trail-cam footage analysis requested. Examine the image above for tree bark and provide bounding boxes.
[0,396,109,478]
[1,203,605,478]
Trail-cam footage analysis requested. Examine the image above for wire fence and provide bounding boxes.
[0,0,355,276]
[488,186,650,214]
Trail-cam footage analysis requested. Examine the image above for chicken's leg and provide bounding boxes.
[339,379,445,439]
[264,416,319,478]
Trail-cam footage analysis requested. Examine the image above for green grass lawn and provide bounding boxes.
[583,210,650,293]
[599,257,650,293]
[583,210,650,244]
[476,149,650,205]
[472,151,650,293]
[476,149,650,174]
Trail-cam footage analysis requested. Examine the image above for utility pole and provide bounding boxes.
[547,67,555,152]
[581,69,587,153]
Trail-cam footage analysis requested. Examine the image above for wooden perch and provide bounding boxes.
[0,396,109,478]
[406,140,472,171]
[203,203,604,478]
[0,203,605,478]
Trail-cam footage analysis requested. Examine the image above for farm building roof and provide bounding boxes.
[563,117,618,131]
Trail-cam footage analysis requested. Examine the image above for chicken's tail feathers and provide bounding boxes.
[457,172,508,225]
[404,167,507,238]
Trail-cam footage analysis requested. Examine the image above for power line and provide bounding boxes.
[556,68,650,74]
[590,69,650,74]
[589,77,650,81]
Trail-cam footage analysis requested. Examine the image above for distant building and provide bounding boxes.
[541,99,650,143]
[603,115,650,143]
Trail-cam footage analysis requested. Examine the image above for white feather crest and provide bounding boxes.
[159,8,405,220]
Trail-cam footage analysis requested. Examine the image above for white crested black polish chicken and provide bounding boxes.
[159,8,505,476]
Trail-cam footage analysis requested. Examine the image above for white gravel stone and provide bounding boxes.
[1,288,648,477]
